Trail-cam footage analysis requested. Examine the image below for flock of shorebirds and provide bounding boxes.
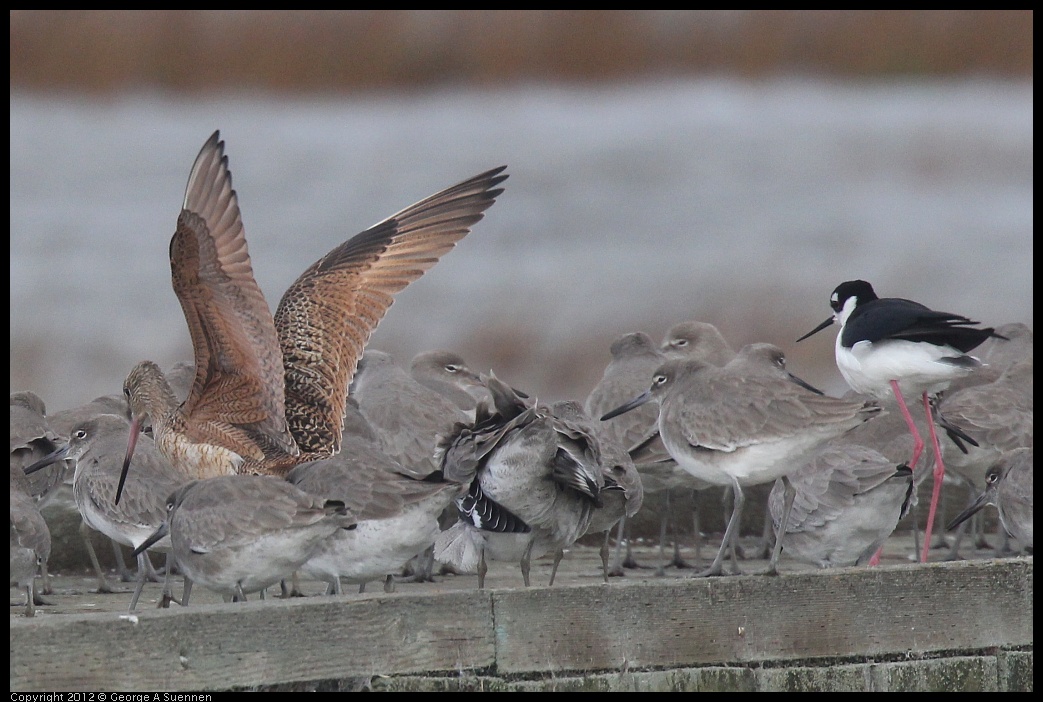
[11,131,1033,617]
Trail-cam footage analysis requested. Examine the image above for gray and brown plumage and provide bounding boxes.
[119,131,506,496]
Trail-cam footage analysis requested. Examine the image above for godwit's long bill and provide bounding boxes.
[117,131,507,502]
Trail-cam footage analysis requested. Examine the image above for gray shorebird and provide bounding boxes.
[584,331,685,574]
[133,474,356,602]
[946,447,1033,553]
[936,354,1033,555]
[10,465,51,617]
[119,131,506,497]
[25,414,190,610]
[435,377,604,588]
[409,349,490,413]
[768,442,914,568]
[10,391,67,508]
[351,348,477,582]
[602,343,881,577]
[286,398,467,595]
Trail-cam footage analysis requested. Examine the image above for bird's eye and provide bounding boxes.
[74,429,87,439]
[123,387,130,398]
[675,339,688,347]
[446,365,459,374]
[987,471,1001,485]
[654,374,668,385]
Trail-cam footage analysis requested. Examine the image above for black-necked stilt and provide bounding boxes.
[797,279,1005,563]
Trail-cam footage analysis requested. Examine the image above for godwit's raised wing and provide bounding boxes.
[173,131,293,461]
[275,164,507,461]
[121,130,507,498]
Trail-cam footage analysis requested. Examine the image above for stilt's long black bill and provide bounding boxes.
[796,317,834,342]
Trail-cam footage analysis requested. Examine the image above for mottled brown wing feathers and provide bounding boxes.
[171,131,296,458]
[275,166,508,458]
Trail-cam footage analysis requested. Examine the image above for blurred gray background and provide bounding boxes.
[9,11,1033,414]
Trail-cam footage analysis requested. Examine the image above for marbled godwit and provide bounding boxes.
[118,131,506,499]
[797,279,1005,562]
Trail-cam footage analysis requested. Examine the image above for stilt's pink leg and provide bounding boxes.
[890,380,925,472]
[920,391,947,564]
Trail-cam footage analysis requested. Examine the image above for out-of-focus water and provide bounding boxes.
[10,79,1033,413]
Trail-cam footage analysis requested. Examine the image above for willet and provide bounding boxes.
[946,447,1033,552]
[435,377,603,588]
[351,349,473,477]
[937,354,1033,555]
[767,442,914,568]
[119,131,506,495]
[580,418,643,582]
[660,322,779,563]
[47,392,156,586]
[10,391,67,598]
[584,331,691,574]
[797,279,1005,562]
[660,320,737,366]
[601,343,881,577]
[10,391,67,508]
[351,348,477,582]
[25,414,189,610]
[133,474,356,602]
[286,398,467,595]
[10,465,51,617]
[409,349,490,413]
